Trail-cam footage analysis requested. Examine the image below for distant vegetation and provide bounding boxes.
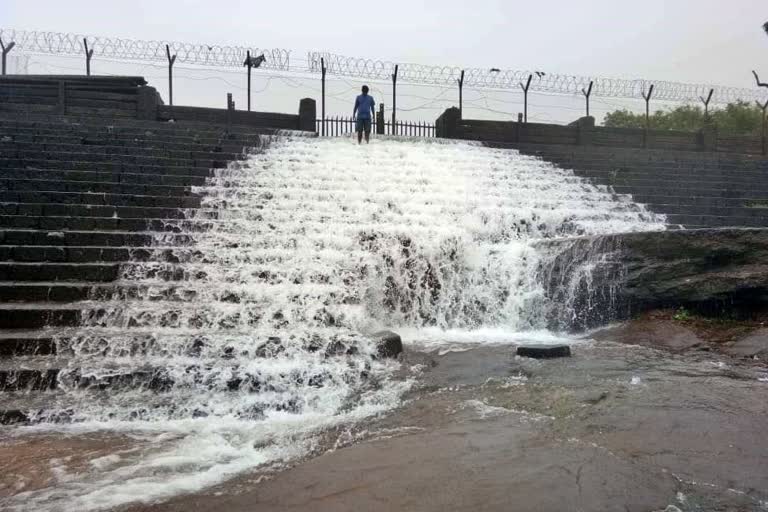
[602,101,765,135]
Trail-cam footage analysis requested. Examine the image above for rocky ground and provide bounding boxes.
[127,327,768,512]
[3,313,768,511]
[594,308,768,360]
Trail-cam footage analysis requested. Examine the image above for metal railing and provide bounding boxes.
[316,116,435,137]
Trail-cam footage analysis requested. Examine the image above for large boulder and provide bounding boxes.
[724,328,768,359]
[617,228,768,309]
[591,318,703,352]
[540,228,768,325]
[516,344,571,359]
[371,331,403,359]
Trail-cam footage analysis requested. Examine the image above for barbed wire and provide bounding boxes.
[307,52,768,105]
[0,28,291,70]
[3,28,766,105]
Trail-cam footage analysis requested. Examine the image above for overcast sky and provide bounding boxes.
[3,1,768,123]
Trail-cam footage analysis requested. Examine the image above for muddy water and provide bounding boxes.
[115,340,768,512]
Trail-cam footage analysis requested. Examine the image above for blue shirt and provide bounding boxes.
[354,94,375,119]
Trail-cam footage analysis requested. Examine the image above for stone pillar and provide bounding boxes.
[435,107,461,138]
[376,103,385,135]
[299,98,316,132]
[569,115,595,146]
[136,85,161,120]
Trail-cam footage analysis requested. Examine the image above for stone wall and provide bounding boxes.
[0,75,314,132]
[435,108,764,155]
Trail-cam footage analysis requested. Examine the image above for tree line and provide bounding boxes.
[602,101,764,135]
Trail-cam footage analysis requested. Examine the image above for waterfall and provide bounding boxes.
[8,135,665,511]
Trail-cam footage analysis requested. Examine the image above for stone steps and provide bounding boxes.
[647,204,768,219]
[0,245,194,263]
[0,191,201,208]
[0,361,171,393]
[0,229,193,246]
[0,273,345,302]
[0,158,217,175]
[1,168,209,187]
[2,134,253,154]
[1,202,209,219]
[0,263,120,282]
[506,142,768,228]
[575,169,768,187]
[0,119,271,139]
[0,178,193,197]
[0,281,192,302]
[612,193,751,208]
[514,143,768,167]
[663,214,768,227]
[1,140,243,161]
[0,304,83,328]
[0,331,57,357]
[0,215,212,232]
[0,367,59,391]
[611,185,768,200]
[574,169,766,186]
[0,152,229,169]
[564,161,768,177]
[0,107,297,422]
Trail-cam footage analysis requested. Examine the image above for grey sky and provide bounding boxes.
[3,1,768,123]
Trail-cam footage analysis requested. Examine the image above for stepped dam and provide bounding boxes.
[2,77,768,511]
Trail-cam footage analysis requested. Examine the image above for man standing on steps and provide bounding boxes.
[353,85,376,144]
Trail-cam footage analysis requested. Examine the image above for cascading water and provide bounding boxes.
[6,135,665,511]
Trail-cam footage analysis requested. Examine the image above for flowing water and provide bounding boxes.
[3,135,666,510]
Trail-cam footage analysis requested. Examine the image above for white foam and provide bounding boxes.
[5,136,665,511]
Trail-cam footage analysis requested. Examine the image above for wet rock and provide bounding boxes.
[371,330,403,359]
[187,337,206,357]
[255,337,284,358]
[724,328,768,359]
[0,410,28,425]
[304,335,323,353]
[220,292,241,304]
[592,319,703,353]
[540,228,768,326]
[325,339,347,357]
[516,344,571,359]
[239,405,265,421]
[612,228,768,311]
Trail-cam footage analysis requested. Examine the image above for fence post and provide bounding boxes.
[0,37,16,76]
[699,88,714,120]
[377,103,385,134]
[321,57,327,136]
[244,50,252,112]
[520,74,532,123]
[166,44,177,107]
[392,64,399,135]
[641,84,654,149]
[227,92,234,128]
[582,81,593,117]
[758,99,768,156]
[83,38,94,76]
[458,69,465,119]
